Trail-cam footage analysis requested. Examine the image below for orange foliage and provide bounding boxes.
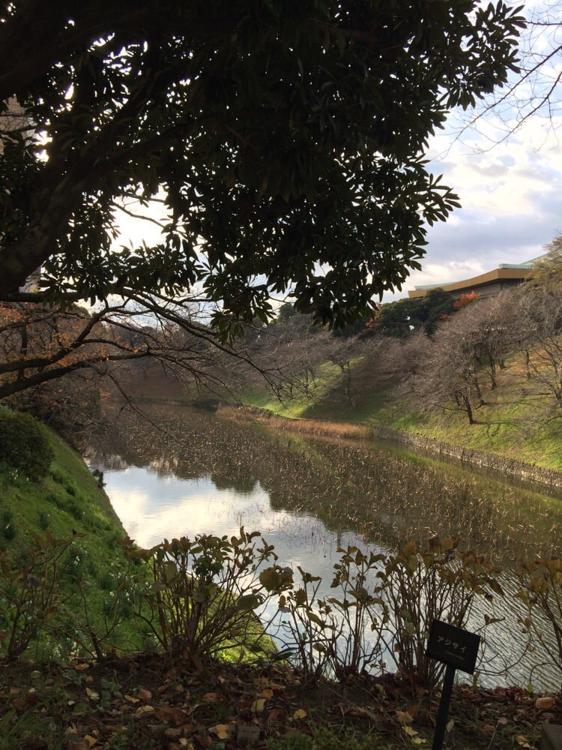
[452,291,479,310]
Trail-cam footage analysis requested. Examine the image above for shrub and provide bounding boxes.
[2,520,16,541]
[0,534,72,660]
[56,560,142,660]
[517,558,562,678]
[130,529,278,660]
[0,410,53,482]
[379,538,502,688]
[264,549,387,681]
[66,500,83,521]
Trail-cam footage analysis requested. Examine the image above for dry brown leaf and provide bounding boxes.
[85,688,99,702]
[138,687,152,702]
[156,706,190,725]
[66,741,89,750]
[209,724,231,740]
[267,708,285,724]
[396,710,414,725]
[535,696,555,711]
[252,698,266,713]
[135,704,155,718]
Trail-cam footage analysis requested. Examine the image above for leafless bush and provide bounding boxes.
[379,537,502,688]
[0,534,72,661]
[517,558,562,679]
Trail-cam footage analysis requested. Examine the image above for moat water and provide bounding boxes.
[88,403,562,690]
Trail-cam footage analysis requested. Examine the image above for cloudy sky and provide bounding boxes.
[405,2,562,298]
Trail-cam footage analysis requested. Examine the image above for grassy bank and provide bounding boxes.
[0,412,149,661]
[236,349,562,473]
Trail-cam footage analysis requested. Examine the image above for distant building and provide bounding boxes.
[408,257,543,300]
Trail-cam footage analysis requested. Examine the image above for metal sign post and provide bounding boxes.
[426,620,481,750]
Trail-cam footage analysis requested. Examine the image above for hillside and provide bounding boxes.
[0,412,148,661]
[238,345,562,473]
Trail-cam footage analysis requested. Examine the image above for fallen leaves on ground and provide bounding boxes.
[0,657,560,750]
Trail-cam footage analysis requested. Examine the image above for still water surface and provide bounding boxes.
[89,404,562,690]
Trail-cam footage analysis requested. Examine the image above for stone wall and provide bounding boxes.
[372,425,562,494]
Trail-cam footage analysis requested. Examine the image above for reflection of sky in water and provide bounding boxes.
[104,466,380,586]
[101,460,559,692]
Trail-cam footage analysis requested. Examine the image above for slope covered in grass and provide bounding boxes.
[0,414,124,557]
[0,412,150,660]
[237,348,562,472]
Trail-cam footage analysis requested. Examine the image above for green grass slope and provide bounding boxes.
[238,349,562,472]
[0,418,124,558]
[0,415,150,660]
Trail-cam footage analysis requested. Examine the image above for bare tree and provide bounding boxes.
[462,5,562,142]
[515,239,562,415]
[0,294,272,405]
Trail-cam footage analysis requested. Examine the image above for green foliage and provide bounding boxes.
[56,551,144,660]
[0,413,144,661]
[278,303,297,321]
[0,410,53,481]
[1,512,16,541]
[378,289,455,338]
[0,2,525,331]
[332,314,372,339]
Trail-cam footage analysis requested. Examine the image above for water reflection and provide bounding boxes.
[87,404,562,690]
[88,405,562,563]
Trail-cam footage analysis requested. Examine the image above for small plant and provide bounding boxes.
[0,534,72,660]
[56,561,142,660]
[37,511,49,530]
[517,558,562,677]
[379,537,502,688]
[263,549,387,681]
[131,528,278,661]
[98,572,113,591]
[45,492,64,508]
[0,410,53,482]
[91,468,105,488]
[50,468,65,484]
[2,521,16,541]
[66,500,83,521]
[1,510,16,541]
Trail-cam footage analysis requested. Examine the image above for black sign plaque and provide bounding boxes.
[427,620,481,675]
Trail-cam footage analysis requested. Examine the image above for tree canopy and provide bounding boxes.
[0,0,525,334]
